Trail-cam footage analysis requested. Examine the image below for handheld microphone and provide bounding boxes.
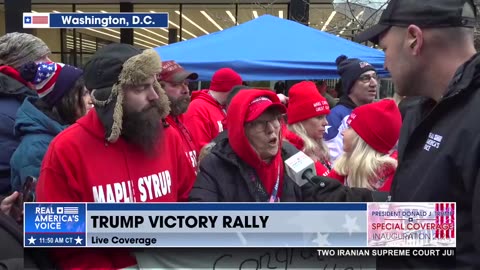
[284,151,317,187]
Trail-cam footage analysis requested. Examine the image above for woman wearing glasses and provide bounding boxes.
[283,81,332,177]
[324,55,379,162]
[190,89,302,202]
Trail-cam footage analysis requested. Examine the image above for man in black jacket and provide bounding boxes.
[335,0,480,269]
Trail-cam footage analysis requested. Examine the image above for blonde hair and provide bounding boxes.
[333,131,397,190]
[288,122,330,163]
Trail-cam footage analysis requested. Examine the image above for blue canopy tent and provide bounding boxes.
[154,15,387,81]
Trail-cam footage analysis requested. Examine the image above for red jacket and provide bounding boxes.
[183,90,226,153]
[328,151,398,192]
[165,114,198,173]
[36,110,196,269]
[283,128,331,177]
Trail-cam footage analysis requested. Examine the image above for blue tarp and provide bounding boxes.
[154,15,387,81]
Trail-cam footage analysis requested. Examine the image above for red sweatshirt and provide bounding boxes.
[36,110,196,269]
[183,90,226,153]
[283,128,331,177]
[165,114,198,173]
[328,151,398,192]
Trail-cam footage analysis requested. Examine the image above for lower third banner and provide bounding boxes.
[24,202,456,248]
[25,203,367,248]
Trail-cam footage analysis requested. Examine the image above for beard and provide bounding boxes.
[168,95,190,116]
[121,99,166,157]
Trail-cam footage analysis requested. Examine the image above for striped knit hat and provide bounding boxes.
[0,32,51,69]
[20,61,83,106]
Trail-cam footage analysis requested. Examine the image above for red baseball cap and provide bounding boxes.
[158,60,198,83]
[245,96,286,123]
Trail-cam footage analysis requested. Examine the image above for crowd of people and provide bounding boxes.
[0,0,479,269]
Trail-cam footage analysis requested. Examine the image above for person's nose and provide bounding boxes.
[265,120,277,134]
[147,85,159,101]
[181,83,189,95]
[323,118,328,126]
[85,93,93,104]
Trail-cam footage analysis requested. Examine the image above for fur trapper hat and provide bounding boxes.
[84,44,170,143]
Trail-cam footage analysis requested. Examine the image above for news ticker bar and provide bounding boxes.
[23,12,168,28]
[24,202,456,248]
[80,248,454,269]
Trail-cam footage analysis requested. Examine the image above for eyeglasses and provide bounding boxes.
[248,115,283,132]
[358,73,378,83]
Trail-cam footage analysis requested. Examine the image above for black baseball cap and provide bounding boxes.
[354,0,476,44]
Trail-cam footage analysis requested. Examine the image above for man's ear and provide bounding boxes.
[406,25,423,55]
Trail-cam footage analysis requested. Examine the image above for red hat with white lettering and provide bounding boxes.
[347,99,402,154]
[158,60,198,83]
[245,95,286,123]
[287,81,330,125]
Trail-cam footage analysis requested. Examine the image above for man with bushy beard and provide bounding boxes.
[158,60,199,172]
[35,44,196,270]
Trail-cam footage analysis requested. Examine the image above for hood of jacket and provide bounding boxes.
[336,95,357,110]
[14,97,66,138]
[0,66,36,98]
[191,90,224,109]
[226,89,285,198]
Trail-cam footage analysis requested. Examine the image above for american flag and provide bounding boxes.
[56,206,79,215]
[24,15,49,24]
[435,203,455,239]
[32,62,62,97]
[63,207,79,215]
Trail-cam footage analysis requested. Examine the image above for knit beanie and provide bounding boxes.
[287,81,330,124]
[0,33,51,69]
[336,55,376,95]
[19,61,83,107]
[347,99,402,154]
[210,68,242,92]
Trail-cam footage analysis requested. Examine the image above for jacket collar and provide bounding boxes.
[444,52,480,99]
[337,95,357,109]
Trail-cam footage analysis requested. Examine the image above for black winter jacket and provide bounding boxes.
[189,137,303,202]
[305,54,480,269]
[0,212,55,270]
[389,53,480,269]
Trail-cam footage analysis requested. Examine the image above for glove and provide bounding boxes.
[302,176,375,202]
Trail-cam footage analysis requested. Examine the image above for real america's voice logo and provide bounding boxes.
[367,203,456,247]
[34,206,80,230]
